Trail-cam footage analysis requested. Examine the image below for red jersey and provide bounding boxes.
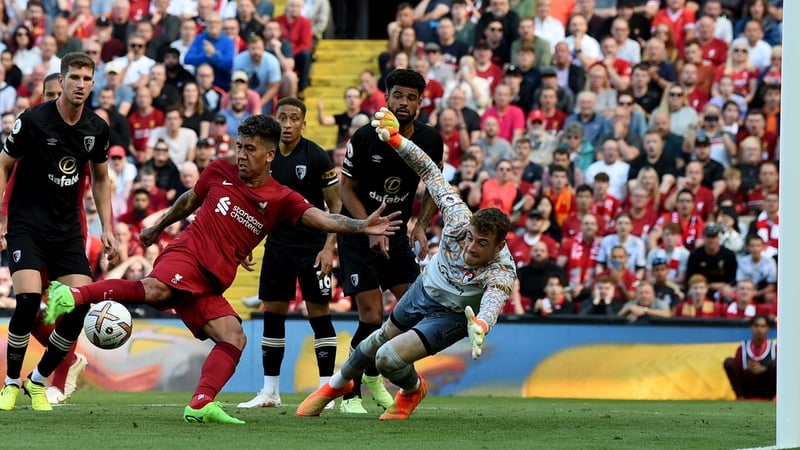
[736,130,778,161]
[754,211,779,250]
[441,129,463,168]
[128,108,166,157]
[665,185,714,219]
[626,206,657,238]
[176,160,313,288]
[595,268,639,302]
[608,58,632,79]
[674,298,725,318]
[559,234,602,287]
[361,91,387,117]
[543,109,568,134]
[421,79,443,117]
[481,105,526,143]
[479,179,520,215]
[713,66,760,97]
[475,63,505,93]
[700,38,729,67]
[591,195,621,234]
[561,212,607,239]
[652,8,695,59]
[507,233,559,267]
[724,300,757,319]
[687,87,709,112]
[275,15,313,55]
[654,211,705,250]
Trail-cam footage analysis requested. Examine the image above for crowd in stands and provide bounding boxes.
[316,0,783,322]
[0,0,785,324]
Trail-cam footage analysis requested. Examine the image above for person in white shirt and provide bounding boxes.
[565,13,601,67]
[597,213,647,277]
[736,234,776,302]
[610,17,641,64]
[732,21,772,71]
[534,0,565,52]
[704,0,733,43]
[584,139,630,201]
[146,107,198,166]
[112,33,156,89]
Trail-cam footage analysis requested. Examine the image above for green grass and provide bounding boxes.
[0,392,775,449]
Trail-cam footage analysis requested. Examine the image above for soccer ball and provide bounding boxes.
[83,301,133,350]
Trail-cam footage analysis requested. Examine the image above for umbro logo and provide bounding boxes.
[222,180,233,185]
[47,138,58,146]
[371,154,383,163]
[215,196,231,215]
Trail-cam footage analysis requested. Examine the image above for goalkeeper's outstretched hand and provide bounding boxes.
[465,305,488,360]
[371,107,403,149]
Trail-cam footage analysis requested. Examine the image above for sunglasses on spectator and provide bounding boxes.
[733,48,748,53]
[129,43,144,48]
[618,100,633,106]
[669,91,683,97]
[489,27,503,32]
[155,147,169,152]
[497,167,512,172]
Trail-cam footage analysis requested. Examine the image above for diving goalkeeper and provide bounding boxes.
[297,108,516,420]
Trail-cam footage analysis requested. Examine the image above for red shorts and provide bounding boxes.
[149,245,240,339]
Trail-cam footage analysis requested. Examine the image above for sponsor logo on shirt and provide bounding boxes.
[49,156,80,187]
[215,196,231,215]
[171,273,183,284]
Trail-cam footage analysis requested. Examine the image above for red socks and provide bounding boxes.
[189,342,242,409]
[73,279,146,306]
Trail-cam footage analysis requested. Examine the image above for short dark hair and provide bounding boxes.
[750,314,770,327]
[60,52,95,77]
[471,207,511,245]
[238,114,281,150]
[576,184,593,196]
[133,188,150,198]
[385,68,426,96]
[677,188,695,200]
[44,72,59,84]
[276,96,307,117]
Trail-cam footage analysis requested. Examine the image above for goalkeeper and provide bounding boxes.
[297,108,516,420]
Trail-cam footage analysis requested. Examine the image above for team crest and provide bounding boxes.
[350,274,359,287]
[84,136,95,152]
[462,270,475,283]
[295,165,307,180]
[12,250,20,263]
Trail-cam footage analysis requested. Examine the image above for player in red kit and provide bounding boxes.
[45,115,402,424]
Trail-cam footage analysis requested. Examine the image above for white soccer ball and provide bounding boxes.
[83,301,133,350]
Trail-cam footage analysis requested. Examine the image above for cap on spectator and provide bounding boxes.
[213,114,227,124]
[197,138,212,147]
[505,65,521,76]
[96,16,112,27]
[232,70,249,83]
[695,131,711,146]
[704,223,721,237]
[474,40,491,50]
[540,66,558,77]
[528,209,545,219]
[528,109,545,122]
[108,145,126,158]
[652,257,668,267]
[105,61,122,74]
[718,206,739,224]
[423,42,440,53]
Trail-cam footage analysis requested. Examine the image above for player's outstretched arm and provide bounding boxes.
[371,108,462,214]
[140,188,203,247]
[301,203,403,236]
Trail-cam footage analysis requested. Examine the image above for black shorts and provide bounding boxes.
[6,230,91,279]
[258,241,332,303]
[337,233,419,296]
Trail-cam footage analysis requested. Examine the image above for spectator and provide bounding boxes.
[209,115,233,161]
[185,12,235,91]
[713,43,760,106]
[111,33,156,90]
[673,274,724,318]
[551,41,586,97]
[450,0,476,47]
[664,161,715,221]
[141,138,182,202]
[557,213,602,301]
[585,140,630,201]
[317,87,365,148]
[650,188,706,251]
[234,35,282,114]
[145,0,182,60]
[650,255,685,308]
[695,16,728,68]
[118,189,155,237]
[529,271,574,316]
[510,16,552,70]
[687,223,738,298]
[736,233,776,301]
[618,281,673,322]
[301,0,331,56]
[444,55,491,114]
[533,194,563,242]
[610,16,641,65]
[750,191,778,259]
[0,66,15,114]
[704,0,733,43]
[133,168,170,211]
[196,63,226,113]
[747,160,778,216]
[450,151,482,211]
[736,109,777,162]
[478,19,511,68]
[1,51,22,90]
[591,172,622,229]
[734,0,781,47]
[630,63,661,118]
[275,0,314,98]
[194,138,215,173]
[627,130,677,197]
[128,86,166,164]
[147,107,198,166]
[0,112,14,145]
[148,63,181,113]
[263,19,300,100]
[565,14,601,68]
[533,83,569,134]
[217,87,251,139]
[475,0,520,49]
[556,122,594,175]
[53,16,84,58]
[474,115,514,176]
[646,222,690,286]
[533,0,564,52]
[580,275,620,316]
[171,19,199,73]
[108,145,137,219]
[175,160,200,198]
[471,160,523,219]
[424,40,456,84]
[381,26,424,86]
[565,91,605,148]
[716,205,744,253]
[597,213,647,279]
[508,211,560,267]
[585,63,617,117]
[358,69,386,117]
[10,25,40,81]
[722,315,776,400]
[562,184,606,240]
[625,182,658,237]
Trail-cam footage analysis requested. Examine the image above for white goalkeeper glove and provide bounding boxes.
[465,305,488,360]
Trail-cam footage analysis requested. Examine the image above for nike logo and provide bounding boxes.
[222,181,233,185]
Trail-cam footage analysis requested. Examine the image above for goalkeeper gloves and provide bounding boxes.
[465,305,488,360]
[371,107,403,149]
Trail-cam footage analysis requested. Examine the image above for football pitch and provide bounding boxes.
[0,392,775,449]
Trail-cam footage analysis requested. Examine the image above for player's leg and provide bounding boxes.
[182,297,246,425]
[722,357,744,399]
[238,244,294,408]
[0,269,43,411]
[300,258,337,408]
